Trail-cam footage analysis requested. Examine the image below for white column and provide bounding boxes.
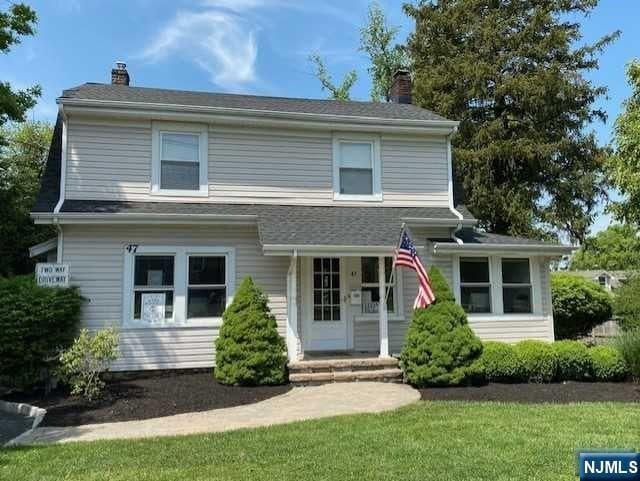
[286,252,300,361]
[378,255,389,358]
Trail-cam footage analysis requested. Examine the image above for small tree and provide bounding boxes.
[551,273,612,339]
[613,275,640,331]
[401,267,483,386]
[215,277,287,385]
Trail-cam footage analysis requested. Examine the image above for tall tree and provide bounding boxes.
[359,2,408,101]
[569,224,640,271]
[1,3,40,145]
[308,54,358,101]
[606,60,640,225]
[404,0,617,242]
[0,121,54,276]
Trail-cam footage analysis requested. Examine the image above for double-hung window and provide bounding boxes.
[124,246,235,327]
[152,122,208,196]
[459,257,492,313]
[333,135,381,200]
[360,257,397,315]
[501,258,532,313]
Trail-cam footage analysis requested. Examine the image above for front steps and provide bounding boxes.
[288,355,403,385]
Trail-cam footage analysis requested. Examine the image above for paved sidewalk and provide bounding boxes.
[16,382,420,445]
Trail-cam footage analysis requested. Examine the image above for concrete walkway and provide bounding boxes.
[16,382,420,445]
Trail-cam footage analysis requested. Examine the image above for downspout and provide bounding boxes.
[446,132,464,245]
[53,105,68,262]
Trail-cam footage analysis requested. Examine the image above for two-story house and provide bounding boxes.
[31,63,571,374]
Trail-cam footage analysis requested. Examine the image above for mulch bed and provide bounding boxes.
[3,370,291,427]
[420,382,640,403]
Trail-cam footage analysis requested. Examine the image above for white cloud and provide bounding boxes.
[138,0,362,90]
[139,9,258,89]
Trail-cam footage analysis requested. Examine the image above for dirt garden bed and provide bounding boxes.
[3,370,291,427]
[420,382,640,403]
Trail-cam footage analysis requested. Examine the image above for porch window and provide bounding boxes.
[151,122,208,196]
[133,255,175,322]
[501,258,532,313]
[460,257,491,313]
[332,135,381,200]
[187,256,226,319]
[361,257,396,314]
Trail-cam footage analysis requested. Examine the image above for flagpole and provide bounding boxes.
[383,223,406,306]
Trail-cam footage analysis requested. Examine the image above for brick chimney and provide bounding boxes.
[389,69,411,104]
[111,61,130,86]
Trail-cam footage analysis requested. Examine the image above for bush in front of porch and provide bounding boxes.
[215,276,287,386]
[401,267,484,386]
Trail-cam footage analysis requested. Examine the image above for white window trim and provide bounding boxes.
[123,245,235,328]
[151,121,208,197]
[354,257,405,322]
[332,133,382,201]
[458,256,493,314]
[453,254,541,319]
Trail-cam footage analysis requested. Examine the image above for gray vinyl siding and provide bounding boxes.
[64,116,450,207]
[62,224,288,371]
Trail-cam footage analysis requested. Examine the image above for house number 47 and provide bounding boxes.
[126,244,139,254]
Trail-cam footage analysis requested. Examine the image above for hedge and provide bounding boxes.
[552,340,592,381]
[513,340,558,383]
[589,345,628,382]
[475,341,523,383]
[0,275,84,390]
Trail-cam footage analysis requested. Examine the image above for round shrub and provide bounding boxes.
[514,340,557,383]
[0,275,83,391]
[401,284,483,387]
[477,341,523,383]
[552,340,592,381]
[551,273,612,339]
[215,276,287,386]
[589,345,628,382]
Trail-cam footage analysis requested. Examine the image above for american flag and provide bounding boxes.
[394,228,435,309]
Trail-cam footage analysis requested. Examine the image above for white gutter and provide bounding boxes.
[58,97,460,132]
[262,244,423,256]
[432,242,574,255]
[31,212,259,225]
[446,133,466,245]
[401,217,476,227]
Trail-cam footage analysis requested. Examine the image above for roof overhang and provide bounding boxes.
[262,244,418,257]
[58,99,459,136]
[31,212,258,225]
[432,242,575,256]
[29,237,58,258]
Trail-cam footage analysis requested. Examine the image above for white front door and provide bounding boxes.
[304,257,348,351]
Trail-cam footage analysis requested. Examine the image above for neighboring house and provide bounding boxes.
[571,270,629,292]
[31,63,572,372]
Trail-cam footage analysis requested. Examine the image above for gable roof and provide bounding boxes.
[33,112,63,213]
[59,83,452,123]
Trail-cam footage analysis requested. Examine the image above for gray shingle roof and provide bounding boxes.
[453,228,564,247]
[33,112,63,213]
[60,83,451,122]
[58,200,470,247]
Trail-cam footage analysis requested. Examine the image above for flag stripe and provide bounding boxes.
[393,229,435,309]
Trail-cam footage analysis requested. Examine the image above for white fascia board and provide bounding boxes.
[432,242,574,256]
[262,244,424,256]
[29,237,58,258]
[30,212,258,225]
[401,217,477,227]
[59,100,459,135]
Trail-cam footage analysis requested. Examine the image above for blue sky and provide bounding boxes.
[3,0,637,233]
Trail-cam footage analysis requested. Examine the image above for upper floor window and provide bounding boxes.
[501,258,532,313]
[332,134,381,201]
[151,122,208,197]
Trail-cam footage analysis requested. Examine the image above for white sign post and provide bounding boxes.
[35,263,70,288]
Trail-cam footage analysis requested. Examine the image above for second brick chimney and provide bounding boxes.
[111,61,130,86]
[389,69,411,104]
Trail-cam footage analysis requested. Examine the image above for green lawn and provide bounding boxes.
[1,401,638,481]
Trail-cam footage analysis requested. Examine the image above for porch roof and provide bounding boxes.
[38,200,475,252]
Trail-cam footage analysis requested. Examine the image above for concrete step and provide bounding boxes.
[288,357,399,374]
[289,368,403,385]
